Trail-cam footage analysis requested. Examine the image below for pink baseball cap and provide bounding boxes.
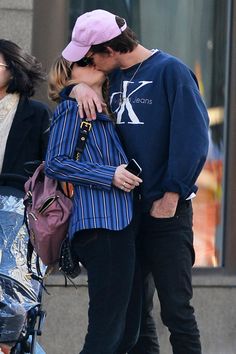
[62,9,127,62]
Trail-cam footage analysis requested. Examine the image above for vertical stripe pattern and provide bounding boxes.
[45,100,133,237]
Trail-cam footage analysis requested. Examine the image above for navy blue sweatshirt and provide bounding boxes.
[109,50,209,211]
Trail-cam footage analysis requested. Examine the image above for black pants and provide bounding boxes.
[129,200,202,354]
[72,220,142,354]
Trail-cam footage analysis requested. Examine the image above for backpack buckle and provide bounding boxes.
[80,121,92,131]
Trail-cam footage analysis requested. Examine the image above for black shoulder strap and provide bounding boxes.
[74,120,92,161]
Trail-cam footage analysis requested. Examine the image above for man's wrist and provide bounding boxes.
[60,84,75,100]
[70,86,76,98]
[163,192,179,206]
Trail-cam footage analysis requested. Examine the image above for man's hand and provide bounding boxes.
[71,83,106,119]
[150,192,179,218]
[112,165,143,192]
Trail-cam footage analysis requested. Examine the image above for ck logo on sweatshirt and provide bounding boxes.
[110,81,152,125]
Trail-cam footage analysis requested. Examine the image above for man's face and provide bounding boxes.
[87,51,119,74]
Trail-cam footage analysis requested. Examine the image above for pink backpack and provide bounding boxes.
[24,162,73,266]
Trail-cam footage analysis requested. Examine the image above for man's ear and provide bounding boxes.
[106,46,116,56]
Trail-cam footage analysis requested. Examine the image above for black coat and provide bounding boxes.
[1,95,51,177]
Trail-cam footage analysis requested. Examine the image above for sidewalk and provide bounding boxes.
[40,271,236,354]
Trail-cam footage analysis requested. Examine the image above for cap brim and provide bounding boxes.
[62,41,90,62]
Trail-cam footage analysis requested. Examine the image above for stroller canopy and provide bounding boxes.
[0,177,46,343]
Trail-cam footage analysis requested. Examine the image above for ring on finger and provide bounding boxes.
[123,181,126,188]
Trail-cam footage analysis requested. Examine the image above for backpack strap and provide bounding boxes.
[60,119,92,198]
[74,120,92,160]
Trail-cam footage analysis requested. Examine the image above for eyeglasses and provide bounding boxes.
[0,63,8,70]
[72,56,94,68]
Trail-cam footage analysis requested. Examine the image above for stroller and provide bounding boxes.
[0,174,46,354]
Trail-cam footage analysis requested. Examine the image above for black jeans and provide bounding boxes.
[72,221,142,354]
[129,200,202,354]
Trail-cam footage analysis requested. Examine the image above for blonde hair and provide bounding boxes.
[48,56,111,114]
[48,56,76,103]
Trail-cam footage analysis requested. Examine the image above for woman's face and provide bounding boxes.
[0,53,11,95]
[70,60,106,87]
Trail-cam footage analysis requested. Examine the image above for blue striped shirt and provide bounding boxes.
[45,99,133,239]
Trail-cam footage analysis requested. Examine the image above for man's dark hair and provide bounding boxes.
[0,39,45,97]
[90,16,139,55]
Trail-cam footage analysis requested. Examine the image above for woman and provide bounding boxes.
[45,56,142,354]
[0,40,50,354]
[0,39,50,178]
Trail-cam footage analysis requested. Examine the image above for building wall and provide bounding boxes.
[0,0,68,105]
[40,274,236,354]
[0,0,33,52]
[32,0,69,104]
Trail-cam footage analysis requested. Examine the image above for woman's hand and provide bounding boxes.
[112,165,143,192]
[71,83,106,119]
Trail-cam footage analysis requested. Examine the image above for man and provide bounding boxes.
[62,9,209,354]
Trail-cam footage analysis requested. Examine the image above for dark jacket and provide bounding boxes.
[2,95,51,177]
